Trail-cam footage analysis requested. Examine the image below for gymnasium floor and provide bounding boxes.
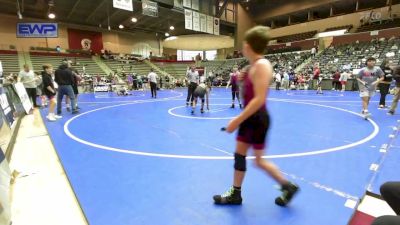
[40,88,400,225]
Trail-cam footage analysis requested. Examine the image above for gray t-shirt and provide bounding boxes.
[357,66,384,91]
[187,70,199,83]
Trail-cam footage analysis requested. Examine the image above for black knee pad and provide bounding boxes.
[234,153,246,171]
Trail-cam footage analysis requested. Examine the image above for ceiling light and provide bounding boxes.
[165,32,170,37]
[169,26,175,30]
[119,24,124,29]
[48,12,56,19]
[131,17,137,23]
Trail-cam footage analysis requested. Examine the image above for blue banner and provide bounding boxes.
[16,23,58,38]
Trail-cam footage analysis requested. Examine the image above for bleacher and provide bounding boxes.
[356,18,400,33]
[104,59,152,77]
[154,62,191,79]
[0,50,19,75]
[305,38,400,77]
[30,52,105,75]
[275,30,317,43]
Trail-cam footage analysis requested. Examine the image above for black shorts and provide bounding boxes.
[231,84,239,93]
[237,110,270,149]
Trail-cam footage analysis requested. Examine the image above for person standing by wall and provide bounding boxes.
[148,69,158,98]
[41,64,61,121]
[19,64,39,108]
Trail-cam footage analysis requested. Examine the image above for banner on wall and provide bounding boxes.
[183,0,191,8]
[142,0,158,17]
[174,0,183,8]
[191,0,199,10]
[206,15,214,34]
[192,11,200,31]
[0,91,13,127]
[16,23,58,38]
[67,29,103,54]
[13,83,32,114]
[184,9,193,30]
[213,18,220,35]
[113,0,133,11]
[199,13,207,33]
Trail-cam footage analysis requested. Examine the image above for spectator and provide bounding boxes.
[332,70,341,91]
[282,70,290,90]
[388,66,400,115]
[54,61,79,115]
[275,71,282,90]
[19,64,39,109]
[379,59,393,108]
[371,182,400,225]
[41,64,61,121]
[339,70,351,92]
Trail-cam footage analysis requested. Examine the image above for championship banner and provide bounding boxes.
[67,29,103,54]
[192,11,200,31]
[191,0,199,10]
[13,82,32,114]
[199,13,207,33]
[213,18,220,35]
[206,15,214,34]
[142,0,158,17]
[184,9,193,30]
[113,0,133,11]
[0,91,13,127]
[174,0,183,8]
[183,0,191,8]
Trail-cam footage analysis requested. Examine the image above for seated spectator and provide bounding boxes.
[372,182,400,225]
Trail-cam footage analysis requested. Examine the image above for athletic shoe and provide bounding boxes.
[379,105,384,109]
[361,111,371,120]
[66,107,71,112]
[230,104,235,109]
[213,187,242,205]
[388,111,394,115]
[275,182,299,207]
[54,115,62,119]
[201,108,204,114]
[46,115,56,122]
[72,110,79,114]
